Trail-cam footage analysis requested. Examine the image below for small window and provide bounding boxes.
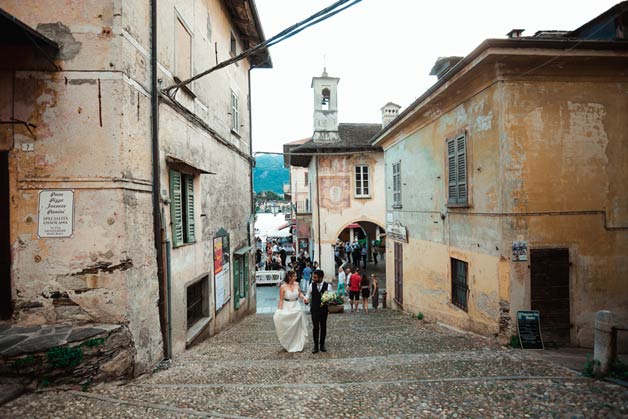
[230,32,237,57]
[321,88,330,110]
[186,276,208,329]
[451,258,468,311]
[304,171,309,186]
[233,255,249,309]
[392,161,402,208]
[175,17,192,81]
[355,165,370,197]
[447,133,468,206]
[231,90,240,133]
[170,170,196,246]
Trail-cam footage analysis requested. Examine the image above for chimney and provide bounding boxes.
[381,102,401,128]
[429,56,463,80]
[506,29,525,38]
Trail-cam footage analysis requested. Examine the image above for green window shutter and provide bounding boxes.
[184,175,196,243]
[243,256,249,297]
[456,135,467,205]
[447,138,457,204]
[170,170,184,246]
[233,257,240,309]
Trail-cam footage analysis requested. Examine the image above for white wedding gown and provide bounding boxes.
[273,288,308,352]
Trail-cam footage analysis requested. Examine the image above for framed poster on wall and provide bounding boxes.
[214,231,231,312]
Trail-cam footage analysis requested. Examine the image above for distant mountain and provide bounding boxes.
[253,154,289,195]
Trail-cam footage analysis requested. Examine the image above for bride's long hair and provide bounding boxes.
[283,270,297,284]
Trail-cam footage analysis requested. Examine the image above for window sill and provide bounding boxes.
[172,241,197,249]
[186,316,210,345]
[354,195,371,199]
[392,204,402,209]
[447,203,470,209]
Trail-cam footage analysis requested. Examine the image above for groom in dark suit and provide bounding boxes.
[305,269,330,354]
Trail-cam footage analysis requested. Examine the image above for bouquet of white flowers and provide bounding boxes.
[320,291,344,307]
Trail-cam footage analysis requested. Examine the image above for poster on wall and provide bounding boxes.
[214,233,231,312]
[37,190,75,238]
[511,240,528,262]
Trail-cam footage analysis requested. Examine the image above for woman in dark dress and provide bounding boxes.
[360,273,370,313]
[370,274,379,310]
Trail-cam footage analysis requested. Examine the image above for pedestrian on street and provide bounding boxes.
[361,246,367,268]
[304,269,332,353]
[360,272,370,313]
[337,265,346,296]
[372,246,378,265]
[348,266,361,313]
[301,262,313,292]
[370,273,379,310]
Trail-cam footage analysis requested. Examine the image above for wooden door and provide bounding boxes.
[530,248,570,344]
[394,242,403,306]
[0,151,11,319]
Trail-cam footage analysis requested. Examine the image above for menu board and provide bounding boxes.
[214,235,231,312]
[517,310,544,349]
[37,190,74,238]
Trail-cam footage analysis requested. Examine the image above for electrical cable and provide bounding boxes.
[163,0,363,98]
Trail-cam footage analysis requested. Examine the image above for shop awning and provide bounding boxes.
[346,223,361,229]
[277,222,290,230]
[233,245,253,255]
[166,156,215,175]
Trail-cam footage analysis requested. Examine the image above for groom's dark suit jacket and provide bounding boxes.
[310,281,329,314]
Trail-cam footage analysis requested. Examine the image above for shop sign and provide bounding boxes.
[511,240,528,262]
[37,190,74,238]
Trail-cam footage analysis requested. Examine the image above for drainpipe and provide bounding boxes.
[248,66,255,246]
[150,0,171,360]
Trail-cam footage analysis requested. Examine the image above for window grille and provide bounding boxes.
[451,258,468,311]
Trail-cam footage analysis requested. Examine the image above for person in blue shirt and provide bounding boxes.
[301,262,313,292]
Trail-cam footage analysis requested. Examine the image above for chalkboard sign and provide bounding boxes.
[517,310,544,349]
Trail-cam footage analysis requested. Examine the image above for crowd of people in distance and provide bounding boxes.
[333,238,380,269]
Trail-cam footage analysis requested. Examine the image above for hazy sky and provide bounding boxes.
[250,0,618,153]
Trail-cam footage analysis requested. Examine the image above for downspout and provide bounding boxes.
[248,66,255,246]
[151,0,171,360]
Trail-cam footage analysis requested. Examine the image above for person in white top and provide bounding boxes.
[337,266,346,296]
[272,270,308,352]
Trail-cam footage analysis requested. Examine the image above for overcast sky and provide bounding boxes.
[250,0,618,153]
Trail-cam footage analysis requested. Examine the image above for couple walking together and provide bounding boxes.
[273,269,330,353]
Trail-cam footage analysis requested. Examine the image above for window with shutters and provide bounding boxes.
[451,258,469,311]
[170,170,196,247]
[233,255,249,309]
[355,165,370,198]
[230,90,240,134]
[392,161,402,208]
[230,32,237,57]
[446,133,468,206]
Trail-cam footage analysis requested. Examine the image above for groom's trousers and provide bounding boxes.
[311,310,328,349]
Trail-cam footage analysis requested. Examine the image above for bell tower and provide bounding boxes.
[311,68,340,143]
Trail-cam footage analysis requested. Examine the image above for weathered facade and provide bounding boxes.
[285,70,391,274]
[373,4,628,349]
[0,0,270,383]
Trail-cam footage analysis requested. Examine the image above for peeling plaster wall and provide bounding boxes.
[3,0,164,373]
[502,81,628,349]
[310,153,386,274]
[384,85,503,336]
[383,76,628,348]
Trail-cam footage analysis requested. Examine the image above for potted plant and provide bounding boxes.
[321,291,345,313]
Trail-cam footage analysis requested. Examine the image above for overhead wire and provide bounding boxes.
[163,0,363,99]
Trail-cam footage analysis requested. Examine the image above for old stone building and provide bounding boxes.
[0,0,270,383]
[285,70,395,274]
[372,3,628,349]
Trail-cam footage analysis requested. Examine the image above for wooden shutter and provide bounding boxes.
[243,256,249,297]
[184,175,196,243]
[456,135,467,204]
[447,138,457,204]
[363,166,369,195]
[233,257,240,309]
[170,170,184,247]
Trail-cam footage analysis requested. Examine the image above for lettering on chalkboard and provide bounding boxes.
[517,310,544,349]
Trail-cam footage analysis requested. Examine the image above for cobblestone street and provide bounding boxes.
[2,305,627,419]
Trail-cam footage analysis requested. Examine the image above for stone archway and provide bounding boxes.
[335,220,385,267]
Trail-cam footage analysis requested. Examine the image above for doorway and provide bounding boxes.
[1,151,11,319]
[530,248,570,344]
[394,242,403,306]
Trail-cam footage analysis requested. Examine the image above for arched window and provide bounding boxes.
[321,88,330,110]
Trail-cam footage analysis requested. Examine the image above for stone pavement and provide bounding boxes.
[2,309,627,418]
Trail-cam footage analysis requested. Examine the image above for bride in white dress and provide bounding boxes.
[273,270,308,352]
